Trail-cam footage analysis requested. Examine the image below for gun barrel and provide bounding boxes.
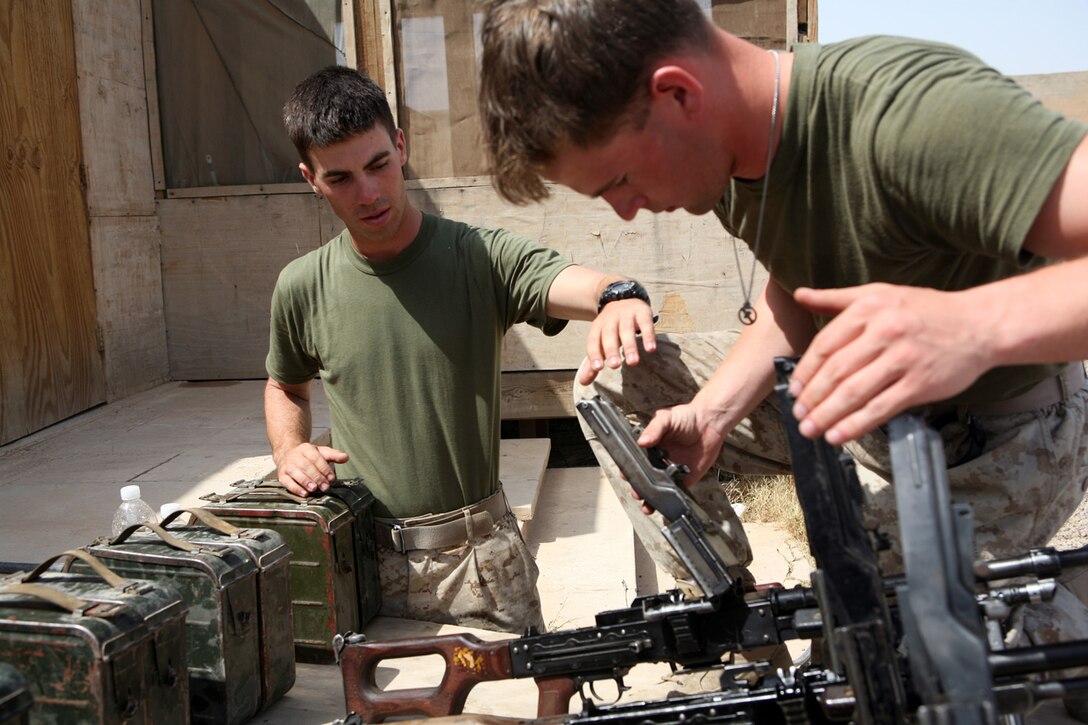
[975,546,1088,582]
[989,640,1088,678]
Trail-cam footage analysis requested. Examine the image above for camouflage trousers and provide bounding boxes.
[376,500,544,634]
[575,331,1088,647]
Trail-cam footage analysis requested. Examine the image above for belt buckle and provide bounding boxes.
[389,524,406,554]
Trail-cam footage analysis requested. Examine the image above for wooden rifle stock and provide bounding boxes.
[341,633,579,722]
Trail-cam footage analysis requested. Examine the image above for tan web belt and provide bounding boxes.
[969,362,1086,417]
[373,486,511,553]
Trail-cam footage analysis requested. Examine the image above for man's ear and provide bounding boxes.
[395,128,408,167]
[649,65,704,117]
[299,161,318,193]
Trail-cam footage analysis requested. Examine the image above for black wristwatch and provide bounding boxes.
[597,279,651,314]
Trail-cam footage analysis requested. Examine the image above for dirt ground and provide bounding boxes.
[1051,490,1088,550]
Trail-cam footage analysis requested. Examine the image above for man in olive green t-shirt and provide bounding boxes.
[265,67,659,633]
[479,1,1088,718]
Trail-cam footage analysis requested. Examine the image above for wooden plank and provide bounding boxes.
[379,0,399,126]
[166,182,311,199]
[158,194,325,380]
[1015,71,1088,124]
[357,0,388,87]
[0,0,106,444]
[500,370,575,420]
[71,0,156,217]
[140,0,166,192]
[711,0,790,50]
[89,216,169,401]
[499,438,550,521]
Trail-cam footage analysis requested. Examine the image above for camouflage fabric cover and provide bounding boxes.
[377,511,544,633]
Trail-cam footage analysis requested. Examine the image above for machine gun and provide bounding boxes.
[337,357,1088,724]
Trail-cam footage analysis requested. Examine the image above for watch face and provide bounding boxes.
[599,280,648,312]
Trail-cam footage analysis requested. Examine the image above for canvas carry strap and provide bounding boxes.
[27,549,129,589]
[106,522,203,552]
[373,487,510,553]
[160,506,243,535]
[0,583,95,613]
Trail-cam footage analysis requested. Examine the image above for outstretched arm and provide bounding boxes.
[545,265,658,384]
[789,135,1088,445]
[264,378,349,496]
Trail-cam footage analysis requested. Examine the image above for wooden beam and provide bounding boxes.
[501,371,575,420]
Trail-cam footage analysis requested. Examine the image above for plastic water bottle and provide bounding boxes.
[111,485,158,537]
[159,502,192,527]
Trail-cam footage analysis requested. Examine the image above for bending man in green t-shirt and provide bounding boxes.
[477,0,1088,717]
[264,66,661,633]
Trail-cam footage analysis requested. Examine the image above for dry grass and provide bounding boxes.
[723,474,809,547]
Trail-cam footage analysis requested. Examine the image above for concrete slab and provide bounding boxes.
[499,437,550,521]
[0,380,328,564]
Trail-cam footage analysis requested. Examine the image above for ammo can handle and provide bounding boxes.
[0,582,93,614]
[215,482,312,505]
[161,506,243,535]
[25,549,129,589]
[109,522,202,552]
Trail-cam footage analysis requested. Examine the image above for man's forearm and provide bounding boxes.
[545,265,627,320]
[264,379,313,465]
[973,256,1088,368]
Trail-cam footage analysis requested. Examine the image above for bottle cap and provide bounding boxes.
[160,502,182,521]
[120,484,142,501]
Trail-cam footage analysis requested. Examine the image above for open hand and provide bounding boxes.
[790,283,990,444]
[276,442,349,497]
[578,299,657,385]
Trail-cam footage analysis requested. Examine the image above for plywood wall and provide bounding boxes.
[158,182,764,381]
[72,0,169,401]
[1016,71,1088,124]
[0,0,106,444]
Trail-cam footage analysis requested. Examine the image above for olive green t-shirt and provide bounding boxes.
[266,213,572,518]
[716,36,1087,405]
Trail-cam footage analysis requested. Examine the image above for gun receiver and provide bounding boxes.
[339,584,820,721]
[772,357,909,724]
[575,396,736,599]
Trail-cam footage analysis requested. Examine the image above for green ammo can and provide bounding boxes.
[0,549,189,724]
[0,663,32,724]
[158,507,296,711]
[199,479,381,664]
[81,524,262,725]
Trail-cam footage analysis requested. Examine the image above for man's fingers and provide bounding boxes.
[818,379,919,445]
[577,357,601,386]
[793,286,861,316]
[278,475,311,498]
[316,445,350,465]
[789,285,879,396]
[796,352,902,439]
[279,443,348,494]
[637,412,668,448]
[793,335,886,424]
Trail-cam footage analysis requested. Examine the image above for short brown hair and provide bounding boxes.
[284,66,398,167]
[478,0,712,204]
